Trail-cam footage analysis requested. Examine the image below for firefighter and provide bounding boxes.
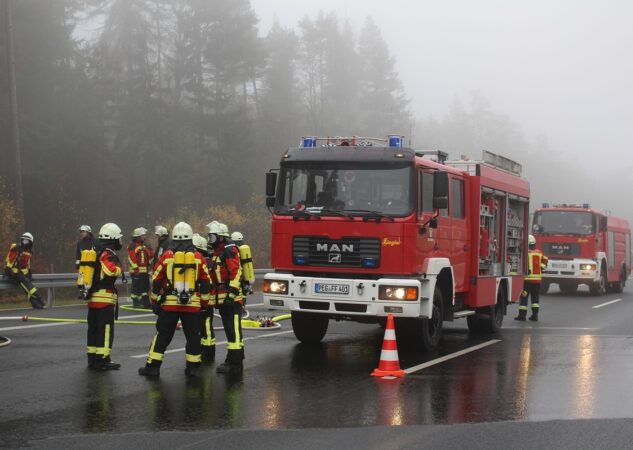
[3,232,44,309]
[515,234,549,322]
[207,221,244,375]
[152,225,170,271]
[86,223,124,370]
[139,222,211,378]
[128,227,153,308]
[193,233,216,362]
[75,225,99,299]
[231,231,255,298]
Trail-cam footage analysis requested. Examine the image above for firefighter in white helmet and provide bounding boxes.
[139,222,211,378]
[207,221,244,375]
[193,233,216,362]
[3,232,44,309]
[127,227,153,308]
[75,225,99,299]
[515,234,549,322]
[151,225,170,271]
[231,231,255,297]
[85,223,125,370]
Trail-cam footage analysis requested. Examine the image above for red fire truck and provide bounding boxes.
[532,204,631,295]
[263,136,530,351]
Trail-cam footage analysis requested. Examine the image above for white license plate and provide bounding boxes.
[551,263,567,269]
[314,283,350,295]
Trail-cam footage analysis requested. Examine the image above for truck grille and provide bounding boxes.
[542,242,580,257]
[293,236,381,268]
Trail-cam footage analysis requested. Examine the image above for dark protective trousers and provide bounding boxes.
[146,310,201,365]
[87,305,115,359]
[519,282,540,312]
[219,301,244,364]
[199,306,216,351]
[4,269,38,299]
[130,274,150,307]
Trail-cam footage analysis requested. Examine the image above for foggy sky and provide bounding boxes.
[251,0,633,172]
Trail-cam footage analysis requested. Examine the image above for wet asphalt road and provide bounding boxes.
[2,286,633,449]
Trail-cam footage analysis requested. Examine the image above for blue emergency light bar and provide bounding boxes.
[299,135,405,148]
[388,135,403,148]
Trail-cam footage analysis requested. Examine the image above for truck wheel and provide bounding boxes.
[420,286,444,351]
[291,311,329,344]
[467,287,505,334]
[590,270,606,296]
[612,269,625,294]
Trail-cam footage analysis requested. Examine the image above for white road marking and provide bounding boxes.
[130,330,294,358]
[403,339,501,374]
[504,326,597,330]
[592,298,622,309]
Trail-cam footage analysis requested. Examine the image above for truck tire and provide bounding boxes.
[590,269,607,296]
[420,286,444,351]
[291,311,329,344]
[467,287,505,334]
[611,268,625,294]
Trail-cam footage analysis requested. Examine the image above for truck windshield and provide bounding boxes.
[533,211,595,236]
[276,164,413,216]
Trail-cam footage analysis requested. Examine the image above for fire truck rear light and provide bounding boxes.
[384,306,403,313]
[263,280,288,295]
[379,286,418,301]
[270,299,285,307]
[361,257,378,268]
[294,255,307,265]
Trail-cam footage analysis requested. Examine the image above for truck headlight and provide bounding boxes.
[263,280,288,295]
[580,264,596,271]
[378,285,418,301]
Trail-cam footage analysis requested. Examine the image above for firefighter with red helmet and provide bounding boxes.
[207,221,244,375]
[139,222,211,378]
[128,227,153,308]
[515,234,549,322]
[86,223,124,370]
[3,232,44,309]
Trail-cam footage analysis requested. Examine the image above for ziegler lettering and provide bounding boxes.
[382,237,401,247]
[316,243,354,253]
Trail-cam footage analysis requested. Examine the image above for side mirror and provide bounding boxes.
[266,172,278,197]
[432,171,448,210]
[599,216,607,231]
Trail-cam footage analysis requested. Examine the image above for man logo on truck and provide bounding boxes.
[316,243,354,253]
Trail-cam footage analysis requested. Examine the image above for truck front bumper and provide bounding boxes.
[263,273,433,319]
[541,259,599,283]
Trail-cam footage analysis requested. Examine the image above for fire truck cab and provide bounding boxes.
[263,136,530,351]
[532,204,631,295]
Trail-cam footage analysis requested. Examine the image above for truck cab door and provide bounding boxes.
[449,176,469,292]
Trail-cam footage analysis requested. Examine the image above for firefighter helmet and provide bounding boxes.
[172,222,193,241]
[99,223,123,240]
[21,232,34,243]
[192,233,208,251]
[218,223,230,237]
[132,227,148,237]
[205,221,222,235]
[78,225,92,233]
[528,234,536,246]
[154,225,168,237]
[231,231,243,242]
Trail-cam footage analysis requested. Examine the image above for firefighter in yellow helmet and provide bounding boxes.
[3,232,44,309]
[127,227,153,308]
[207,221,244,375]
[515,234,549,322]
[193,233,216,362]
[85,223,125,370]
[139,222,211,378]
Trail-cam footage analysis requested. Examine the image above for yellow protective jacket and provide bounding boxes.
[526,250,548,284]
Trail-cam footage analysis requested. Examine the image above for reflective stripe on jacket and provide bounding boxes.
[127,241,153,274]
[209,244,242,305]
[88,249,122,309]
[526,250,548,283]
[4,243,31,275]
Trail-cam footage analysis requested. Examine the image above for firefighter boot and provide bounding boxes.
[87,353,96,368]
[529,308,539,322]
[216,350,243,375]
[29,292,44,309]
[201,345,215,363]
[514,308,527,321]
[93,356,121,371]
[138,361,161,377]
[131,295,141,308]
[141,293,151,309]
[185,361,201,378]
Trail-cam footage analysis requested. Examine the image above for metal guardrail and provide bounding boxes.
[0,269,273,308]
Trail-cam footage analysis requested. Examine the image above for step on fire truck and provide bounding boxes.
[263,136,530,351]
[532,203,631,295]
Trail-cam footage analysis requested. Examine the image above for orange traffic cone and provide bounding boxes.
[371,314,405,378]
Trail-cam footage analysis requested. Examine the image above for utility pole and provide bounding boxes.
[4,0,25,227]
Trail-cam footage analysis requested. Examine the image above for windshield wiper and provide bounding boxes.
[318,209,353,219]
[344,209,394,222]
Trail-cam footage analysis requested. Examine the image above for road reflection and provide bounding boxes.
[574,335,596,418]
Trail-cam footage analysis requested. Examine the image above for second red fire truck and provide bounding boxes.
[263,136,530,351]
[532,204,631,295]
